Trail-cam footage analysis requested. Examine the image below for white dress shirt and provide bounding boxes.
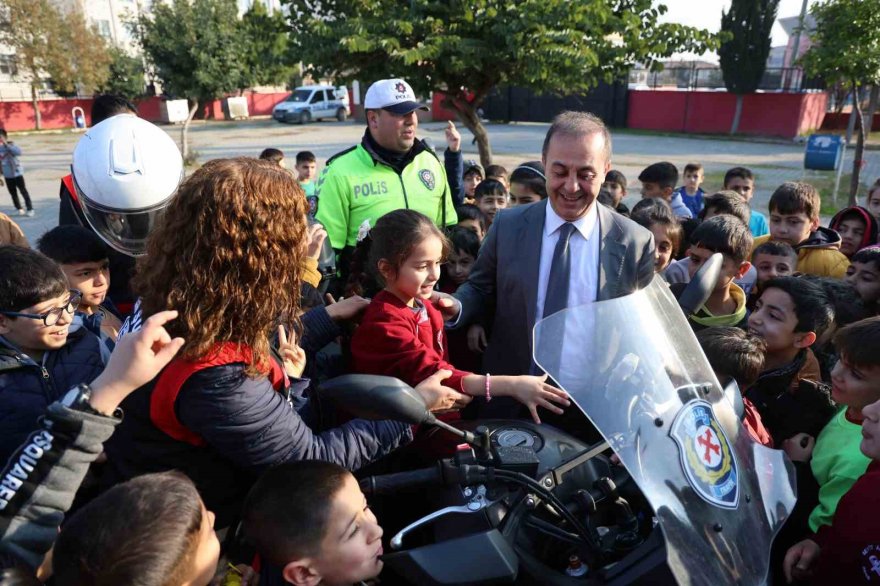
[535,201,600,320]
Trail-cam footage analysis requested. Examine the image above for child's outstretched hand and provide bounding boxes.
[783,433,815,462]
[445,121,461,152]
[509,375,570,424]
[783,538,820,583]
[89,310,185,415]
[277,325,307,379]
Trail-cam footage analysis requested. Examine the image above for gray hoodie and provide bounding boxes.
[0,398,120,570]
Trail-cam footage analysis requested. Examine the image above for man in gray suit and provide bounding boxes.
[441,111,655,380]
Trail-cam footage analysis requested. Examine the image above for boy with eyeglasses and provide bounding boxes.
[0,246,106,465]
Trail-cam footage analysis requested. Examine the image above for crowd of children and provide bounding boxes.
[4,106,880,586]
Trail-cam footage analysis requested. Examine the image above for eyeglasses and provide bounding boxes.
[0,290,82,327]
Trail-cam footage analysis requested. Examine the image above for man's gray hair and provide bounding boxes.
[542,111,612,161]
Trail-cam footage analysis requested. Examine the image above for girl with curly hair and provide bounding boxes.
[104,158,444,527]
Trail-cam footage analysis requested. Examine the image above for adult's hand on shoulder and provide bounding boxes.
[89,310,185,414]
[429,290,461,322]
[325,293,370,321]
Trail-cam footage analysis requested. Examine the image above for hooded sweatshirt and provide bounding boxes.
[752,227,850,279]
[829,206,879,258]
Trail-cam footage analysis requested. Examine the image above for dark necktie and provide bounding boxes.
[543,222,576,319]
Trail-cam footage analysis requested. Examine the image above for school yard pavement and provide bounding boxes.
[6,118,879,244]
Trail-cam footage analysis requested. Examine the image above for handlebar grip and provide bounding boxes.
[360,466,442,496]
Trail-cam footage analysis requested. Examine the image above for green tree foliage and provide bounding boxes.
[239,2,296,90]
[132,0,245,160]
[718,0,780,134]
[801,0,880,205]
[98,48,147,100]
[0,0,110,129]
[284,0,719,165]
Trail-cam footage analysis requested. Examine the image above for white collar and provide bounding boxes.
[544,200,599,241]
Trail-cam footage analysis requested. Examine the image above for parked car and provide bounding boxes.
[272,85,350,124]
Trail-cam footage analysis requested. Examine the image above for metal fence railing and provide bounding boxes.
[628,67,824,93]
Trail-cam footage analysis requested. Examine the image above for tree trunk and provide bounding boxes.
[31,82,42,131]
[730,94,744,135]
[181,99,198,164]
[850,82,866,207]
[446,96,493,168]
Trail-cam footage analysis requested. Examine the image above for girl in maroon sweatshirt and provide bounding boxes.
[349,210,569,424]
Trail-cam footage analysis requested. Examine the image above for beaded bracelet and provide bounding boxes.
[485,373,492,402]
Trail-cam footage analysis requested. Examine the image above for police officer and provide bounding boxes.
[316,78,457,283]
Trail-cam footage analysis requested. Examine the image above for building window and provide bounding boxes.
[96,19,112,38]
[0,55,17,76]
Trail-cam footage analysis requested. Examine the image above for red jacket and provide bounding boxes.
[351,290,470,392]
[811,460,880,584]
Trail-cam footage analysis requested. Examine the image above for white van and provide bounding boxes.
[272,85,350,124]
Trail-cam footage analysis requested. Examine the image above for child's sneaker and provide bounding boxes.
[25,209,34,217]
[16,208,24,216]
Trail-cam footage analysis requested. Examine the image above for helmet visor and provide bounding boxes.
[74,177,170,257]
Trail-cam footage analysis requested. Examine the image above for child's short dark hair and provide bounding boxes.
[723,166,754,186]
[448,225,480,259]
[485,164,508,181]
[604,169,627,190]
[259,148,285,164]
[37,225,109,265]
[638,162,679,190]
[761,276,834,337]
[834,316,880,370]
[0,246,68,312]
[689,214,753,264]
[53,472,203,586]
[631,198,683,253]
[509,162,547,198]
[91,94,137,126]
[243,461,351,564]
[852,245,880,270]
[474,178,507,200]
[0,129,7,139]
[683,162,703,175]
[752,240,798,266]
[769,181,820,221]
[696,327,766,390]
[801,275,869,330]
[296,150,316,164]
[700,190,751,225]
[455,204,487,232]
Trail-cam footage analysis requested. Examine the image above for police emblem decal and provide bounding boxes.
[419,169,436,190]
[395,82,408,94]
[669,400,739,509]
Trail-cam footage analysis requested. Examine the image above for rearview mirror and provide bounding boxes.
[318,375,430,424]
[678,253,723,316]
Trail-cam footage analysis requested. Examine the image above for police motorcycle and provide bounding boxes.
[320,255,797,585]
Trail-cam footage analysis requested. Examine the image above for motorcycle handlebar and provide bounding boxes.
[361,462,494,496]
[360,466,442,496]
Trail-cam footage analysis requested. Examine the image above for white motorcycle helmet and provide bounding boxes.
[71,114,183,257]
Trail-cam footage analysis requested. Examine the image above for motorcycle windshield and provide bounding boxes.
[533,276,795,586]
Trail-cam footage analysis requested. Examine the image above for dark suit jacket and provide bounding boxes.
[454,200,655,376]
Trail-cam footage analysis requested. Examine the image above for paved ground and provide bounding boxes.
[5,117,879,244]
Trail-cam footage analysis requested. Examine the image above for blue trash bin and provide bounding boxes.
[804,134,844,171]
